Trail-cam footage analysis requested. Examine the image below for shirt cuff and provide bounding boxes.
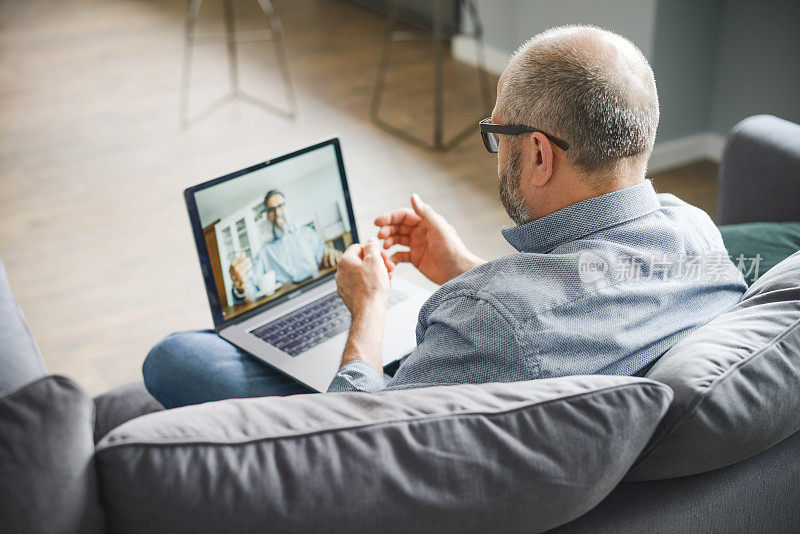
[327,360,387,393]
[233,284,247,300]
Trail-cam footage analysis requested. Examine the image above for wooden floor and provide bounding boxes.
[0,0,717,395]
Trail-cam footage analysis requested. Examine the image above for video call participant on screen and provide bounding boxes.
[229,190,343,303]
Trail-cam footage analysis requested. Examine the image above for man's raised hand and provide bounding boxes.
[375,194,485,285]
[319,247,343,269]
[229,254,252,293]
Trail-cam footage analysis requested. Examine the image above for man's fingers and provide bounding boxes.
[381,225,414,245]
[377,224,415,239]
[339,243,364,269]
[234,258,251,271]
[380,250,396,273]
[410,193,433,219]
[362,239,382,262]
[341,243,363,264]
[390,251,411,264]
[233,263,251,276]
[328,249,340,266]
[374,208,421,228]
[383,235,411,248]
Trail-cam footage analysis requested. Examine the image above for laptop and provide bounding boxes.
[184,138,432,392]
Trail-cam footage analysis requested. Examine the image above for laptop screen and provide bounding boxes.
[185,139,358,327]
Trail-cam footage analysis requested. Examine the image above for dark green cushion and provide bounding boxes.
[719,222,800,284]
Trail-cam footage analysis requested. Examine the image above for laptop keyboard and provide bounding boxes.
[250,290,408,357]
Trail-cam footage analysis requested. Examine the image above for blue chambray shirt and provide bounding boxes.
[234,225,325,303]
[328,180,747,393]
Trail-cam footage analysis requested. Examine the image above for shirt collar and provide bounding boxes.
[501,180,660,253]
[272,224,296,241]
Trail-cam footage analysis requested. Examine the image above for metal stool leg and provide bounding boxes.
[180,0,203,128]
[223,0,240,96]
[432,0,444,149]
[256,0,298,118]
[370,0,493,151]
[179,0,298,128]
[466,0,492,112]
[369,0,408,123]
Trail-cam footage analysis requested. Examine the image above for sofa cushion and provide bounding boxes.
[96,375,671,534]
[628,250,800,481]
[93,380,164,443]
[0,375,104,533]
[719,221,800,284]
[0,259,46,393]
[554,428,800,533]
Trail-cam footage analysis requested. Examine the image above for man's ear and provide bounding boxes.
[523,132,556,186]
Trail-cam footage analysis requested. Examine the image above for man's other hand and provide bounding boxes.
[229,254,252,293]
[375,193,486,285]
[319,247,343,269]
[335,240,394,317]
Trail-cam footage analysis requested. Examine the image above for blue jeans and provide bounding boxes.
[142,330,313,409]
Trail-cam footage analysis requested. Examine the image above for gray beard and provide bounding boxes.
[498,151,532,225]
[271,220,289,240]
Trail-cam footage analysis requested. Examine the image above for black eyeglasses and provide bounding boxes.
[479,118,569,153]
[266,202,286,214]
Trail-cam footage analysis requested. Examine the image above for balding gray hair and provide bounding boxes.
[498,25,659,175]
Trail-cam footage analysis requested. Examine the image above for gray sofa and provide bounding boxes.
[1,115,799,534]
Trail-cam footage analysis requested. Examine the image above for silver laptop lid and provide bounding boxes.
[184,138,359,329]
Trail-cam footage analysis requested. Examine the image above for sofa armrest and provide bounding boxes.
[716,115,800,225]
[0,259,47,393]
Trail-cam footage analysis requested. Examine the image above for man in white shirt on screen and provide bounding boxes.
[229,189,342,303]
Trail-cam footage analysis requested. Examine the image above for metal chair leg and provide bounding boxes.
[256,0,298,118]
[223,0,240,96]
[466,0,492,112]
[370,0,493,152]
[432,0,444,149]
[179,0,298,129]
[369,0,408,123]
[180,0,203,128]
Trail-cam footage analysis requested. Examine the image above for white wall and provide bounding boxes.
[194,144,349,232]
[454,0,799,172]
[456,0,658,73]
[709,0,800,136]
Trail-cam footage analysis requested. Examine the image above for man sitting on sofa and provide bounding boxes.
[142,25,746,407]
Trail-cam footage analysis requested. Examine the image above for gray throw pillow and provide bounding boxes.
[93,380,163,443]
[96,375,671,534]
[0,375,105,534]
[628,250,800,481]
